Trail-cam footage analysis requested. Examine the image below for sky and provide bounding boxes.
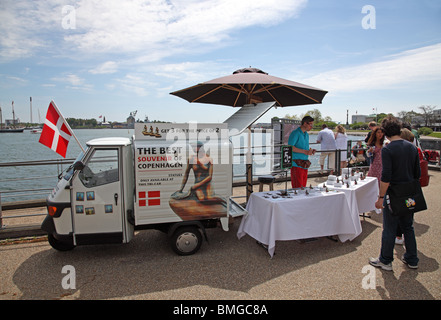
[0,0,440,125]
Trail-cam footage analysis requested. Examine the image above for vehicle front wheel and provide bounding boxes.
[170,226,202,256]
[48,234,75,251]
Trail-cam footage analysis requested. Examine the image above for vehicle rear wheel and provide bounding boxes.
[48,234,75,251]
[170,226,202,256]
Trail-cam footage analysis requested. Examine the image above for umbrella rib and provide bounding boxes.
[224,84,244,93]
[259,85,282,106]
[221,84,247,106]
[253,84,282,94]
[233,91,242,107]
[284,85,320,103]
[191,85,224,103]
[253,84,320,103]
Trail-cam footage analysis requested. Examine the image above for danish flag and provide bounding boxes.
[138,191,161,206]
[39,101,73,158]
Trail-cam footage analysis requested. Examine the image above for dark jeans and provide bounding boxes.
[379,199,419,265]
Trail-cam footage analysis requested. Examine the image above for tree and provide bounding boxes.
[376,113,391,125]
[418,105,436,127]
[303,109,323,122]
[284,114,299,120]
[397,110,421,124]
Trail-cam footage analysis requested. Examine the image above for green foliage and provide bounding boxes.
[66,118,98,128]
[418,127,433,136]
[313,120,338,130]
[429,132,441,138]
[350,122,368,130]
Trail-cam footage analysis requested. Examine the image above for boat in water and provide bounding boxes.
[0,127,25,133]
[29,127,42,134]
[0,101,25,133]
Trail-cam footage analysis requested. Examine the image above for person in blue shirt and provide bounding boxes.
[288,116,316,188]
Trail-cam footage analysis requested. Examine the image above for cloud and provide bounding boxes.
[0,0,307,61]
[51,74,84,86]
[303,43,441,93]
[113,74,155,96]
[51,73,93,91]
[89,61,118,74]
[0,1,62,61]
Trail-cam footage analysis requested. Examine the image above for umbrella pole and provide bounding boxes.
[246,126,253,201]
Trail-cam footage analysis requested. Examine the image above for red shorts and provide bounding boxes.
[291,166,308,188]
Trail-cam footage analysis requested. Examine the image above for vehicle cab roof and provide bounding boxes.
[86,137,132,147]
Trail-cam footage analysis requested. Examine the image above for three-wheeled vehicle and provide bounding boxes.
[41,102,276,255]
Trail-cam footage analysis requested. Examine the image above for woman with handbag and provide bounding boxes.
[369,116,423,271]
[366,127,386,186]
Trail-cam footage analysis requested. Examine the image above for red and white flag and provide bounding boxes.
[39,101,73,158]
[138,191,161,207]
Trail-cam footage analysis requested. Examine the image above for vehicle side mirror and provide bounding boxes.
[73,161,85,171]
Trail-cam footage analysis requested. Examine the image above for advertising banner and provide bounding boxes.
[134,123,231,224]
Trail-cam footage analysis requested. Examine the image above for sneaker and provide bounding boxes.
[401,255,418,269]
[369,257,393,271]
[395,237,404,245]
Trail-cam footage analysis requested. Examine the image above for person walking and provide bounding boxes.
[288,116,316,188]
[369,116,421,271]
[317,124,337,175]
[334,125,348,174]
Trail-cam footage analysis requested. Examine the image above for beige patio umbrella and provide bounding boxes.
[170,67,328,107]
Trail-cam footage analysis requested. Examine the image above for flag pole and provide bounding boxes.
[51,100,85,153]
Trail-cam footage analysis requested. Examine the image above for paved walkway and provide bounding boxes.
[1,171,440,300]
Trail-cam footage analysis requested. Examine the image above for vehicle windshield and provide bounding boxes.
[63,151,85,181]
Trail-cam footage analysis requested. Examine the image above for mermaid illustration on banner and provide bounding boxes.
[169,141,227,220]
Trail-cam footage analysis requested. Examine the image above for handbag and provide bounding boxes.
[387,179,427,216]
[293,159,311,169]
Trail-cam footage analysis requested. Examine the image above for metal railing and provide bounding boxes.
[0,139,366,227]
[0,158,76,227]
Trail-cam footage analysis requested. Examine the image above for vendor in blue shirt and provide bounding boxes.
[288,116,316,188]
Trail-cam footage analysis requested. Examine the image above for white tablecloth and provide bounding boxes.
[324,176,380,231]
[237,190,357,257]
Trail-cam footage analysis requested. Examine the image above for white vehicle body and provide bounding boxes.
[42,123,245,254]
[42,102,275,255]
